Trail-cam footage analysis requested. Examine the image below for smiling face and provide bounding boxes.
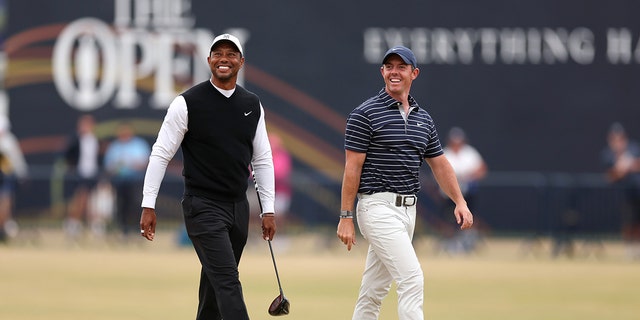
[380,54,419,98]
[208,41,245,89]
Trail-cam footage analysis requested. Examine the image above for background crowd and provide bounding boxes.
[1,112,637,260]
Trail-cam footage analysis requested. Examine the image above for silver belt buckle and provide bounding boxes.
[403,195,416,206]
[395,195,416,207]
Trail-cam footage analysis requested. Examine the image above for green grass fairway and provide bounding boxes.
[1,229,639,320]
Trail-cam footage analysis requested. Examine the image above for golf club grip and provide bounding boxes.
[251,167,285,296]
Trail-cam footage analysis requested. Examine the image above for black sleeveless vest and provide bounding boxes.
[181,81,261,201]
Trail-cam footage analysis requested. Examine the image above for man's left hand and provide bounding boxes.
[454,205,474,230]
[261,214,276,240]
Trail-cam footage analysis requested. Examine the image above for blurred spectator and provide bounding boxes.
[270,133,292,221]
[601,122,640,259]
[104,121,150,240]
[61,114,102,241]
[437,126,487,254]
[0,112,28,243]
[86,178,115,239]
[244,133,292,243]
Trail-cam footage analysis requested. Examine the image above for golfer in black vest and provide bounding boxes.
[140,33,277,320]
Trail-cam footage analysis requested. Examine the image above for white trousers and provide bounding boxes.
[352,193,424,320]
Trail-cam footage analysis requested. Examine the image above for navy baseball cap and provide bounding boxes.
[382,46,417,68]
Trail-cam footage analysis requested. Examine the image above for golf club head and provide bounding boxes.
[268,294,290,316]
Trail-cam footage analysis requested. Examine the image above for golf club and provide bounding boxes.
[267,239,290,316]
[251,168,290,316]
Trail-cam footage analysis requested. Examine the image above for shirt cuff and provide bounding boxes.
[141,195,157,209]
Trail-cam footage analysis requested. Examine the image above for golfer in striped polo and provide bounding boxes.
[337,46,474,320]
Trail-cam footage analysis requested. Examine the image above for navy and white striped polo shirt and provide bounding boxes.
[345,88,443,195]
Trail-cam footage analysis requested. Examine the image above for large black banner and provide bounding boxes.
[3,0,640,229]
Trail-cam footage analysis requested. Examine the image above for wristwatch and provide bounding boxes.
[340,210,354,219]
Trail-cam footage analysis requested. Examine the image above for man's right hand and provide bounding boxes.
[337,218,356,251]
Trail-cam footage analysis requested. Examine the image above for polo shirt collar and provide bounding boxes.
[377,88,419,110]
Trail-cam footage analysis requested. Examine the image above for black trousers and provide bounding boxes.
[182,195,250,320]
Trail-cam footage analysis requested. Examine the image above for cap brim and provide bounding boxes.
[383,52,412,66]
